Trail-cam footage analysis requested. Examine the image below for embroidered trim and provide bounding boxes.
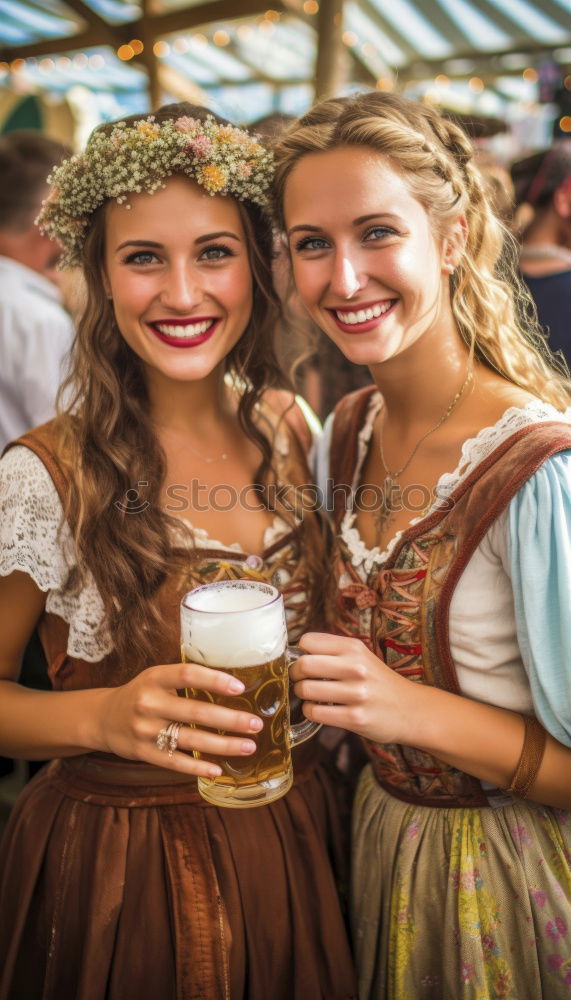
[340,398,571,571]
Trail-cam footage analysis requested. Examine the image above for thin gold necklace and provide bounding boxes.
[185,442,229,464]
[376,367,473,537]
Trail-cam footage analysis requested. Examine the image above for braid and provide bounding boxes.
[273,92,571,409]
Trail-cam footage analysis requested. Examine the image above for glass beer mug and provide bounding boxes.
[181,579,321,808]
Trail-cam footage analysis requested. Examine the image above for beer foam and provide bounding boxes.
[181,581,287,668]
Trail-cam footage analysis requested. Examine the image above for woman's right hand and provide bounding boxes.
[93,662,263,777]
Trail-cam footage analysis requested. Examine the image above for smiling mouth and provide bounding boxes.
[332,301,395,326]
[150,318,217,341]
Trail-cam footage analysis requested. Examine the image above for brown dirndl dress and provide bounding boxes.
[0,421,358,1000]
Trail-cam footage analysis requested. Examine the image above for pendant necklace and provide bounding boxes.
[376,367,473,538]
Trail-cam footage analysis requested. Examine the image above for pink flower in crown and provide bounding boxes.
[174,116,200,134]
[237,161,253,180]
[186,134,212,159]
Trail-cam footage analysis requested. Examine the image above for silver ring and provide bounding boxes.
[156,721,182,757]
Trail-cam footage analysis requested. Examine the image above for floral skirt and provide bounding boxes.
[352,764,571,1000]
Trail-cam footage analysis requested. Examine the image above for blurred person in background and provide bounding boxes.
[0,132,73,451]
[0,133,73,789]
[512,143,571,363]
[474,148,515,229]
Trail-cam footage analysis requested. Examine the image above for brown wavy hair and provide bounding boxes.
[273,92,571,409]
[55,102,326,671]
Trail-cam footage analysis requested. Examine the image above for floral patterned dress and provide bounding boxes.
[322,390,571,1000]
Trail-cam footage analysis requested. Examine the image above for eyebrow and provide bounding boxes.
[114,231,242,253]
[287,213,402,237]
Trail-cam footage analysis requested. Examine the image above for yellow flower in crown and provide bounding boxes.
[197,163,229,193]
[136,120,161,140]
[37,113,274,267]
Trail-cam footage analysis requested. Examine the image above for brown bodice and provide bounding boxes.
[5,405,321,693]
[328,387,571,807]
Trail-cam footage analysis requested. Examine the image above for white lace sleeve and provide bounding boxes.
[0,445,112,662]
[0,445,73,589]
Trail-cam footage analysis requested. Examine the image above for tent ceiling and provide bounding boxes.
[0,0,569,123]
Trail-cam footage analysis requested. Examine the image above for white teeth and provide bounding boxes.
[335,302,392,325]
[155,320,213,339]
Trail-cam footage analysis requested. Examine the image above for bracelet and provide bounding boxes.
[504,715,547,799]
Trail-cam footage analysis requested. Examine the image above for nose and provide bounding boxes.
[160,262,203,313]
[329,251,366,300]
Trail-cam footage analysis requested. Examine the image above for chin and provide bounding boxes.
[328,337,391,368]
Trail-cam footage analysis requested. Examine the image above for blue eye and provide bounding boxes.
[199,244,235,261]
[364,226,396,242]
[294,236,329,252]
[125,250,159,265]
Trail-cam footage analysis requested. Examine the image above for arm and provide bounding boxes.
[291,632,571,809]
[0,570,263,777]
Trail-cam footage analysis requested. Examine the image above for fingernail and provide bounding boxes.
[228,678,245,694]
[241,740,256,753]
[208,765,222,777]
[249,717,263,731]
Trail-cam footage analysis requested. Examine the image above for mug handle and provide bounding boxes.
[286,646,322,747]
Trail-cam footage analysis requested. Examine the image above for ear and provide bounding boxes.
[442,215,467,274]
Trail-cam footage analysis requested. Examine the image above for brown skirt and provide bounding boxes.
[0,751,357,1000]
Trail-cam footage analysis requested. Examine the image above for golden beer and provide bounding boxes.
[180,580,320,807]
[185,652,292,800]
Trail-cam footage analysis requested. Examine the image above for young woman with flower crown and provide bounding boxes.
[272,92,571,999]
[0,103,357,1000]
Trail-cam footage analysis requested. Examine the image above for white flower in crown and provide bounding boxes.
[38,114,274,268]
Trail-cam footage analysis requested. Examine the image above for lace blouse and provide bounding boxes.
[0,445,294,663]
[317,397,571,746]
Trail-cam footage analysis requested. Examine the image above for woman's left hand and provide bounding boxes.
[290,632,417,745]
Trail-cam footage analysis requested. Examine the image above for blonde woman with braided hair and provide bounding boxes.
[0,103,358,999]
[273,92,571,998]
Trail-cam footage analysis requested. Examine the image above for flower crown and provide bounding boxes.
[38,114,274,268]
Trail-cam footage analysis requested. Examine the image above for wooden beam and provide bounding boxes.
[399,37,570,82]
[60,0,115,36]
[140,0,161,110]
[315,0,346,100]
[146,0,284,37]
[0,28,122,61]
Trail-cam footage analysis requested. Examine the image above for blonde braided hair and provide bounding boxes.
[273,92,570,410]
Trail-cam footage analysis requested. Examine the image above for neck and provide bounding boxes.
[368,321,472,432]
[524,208,569,252]
[0,231,52,277]
[146,364,233,435]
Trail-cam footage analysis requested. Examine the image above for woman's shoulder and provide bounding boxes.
[2,416,75,508]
